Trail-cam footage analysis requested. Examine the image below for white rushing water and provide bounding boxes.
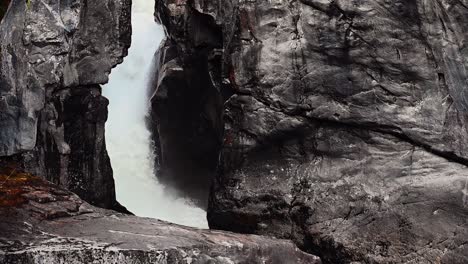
[103,0,208,229]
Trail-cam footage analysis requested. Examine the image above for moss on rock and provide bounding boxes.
[0,162,44,208]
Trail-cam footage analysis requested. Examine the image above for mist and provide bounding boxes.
[102,0,208,229]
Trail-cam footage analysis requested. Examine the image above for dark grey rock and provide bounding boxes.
[20,86,127,212]
[153,0,468,263]
[0,0,131,211]
[149,2,225,207]
[0,0,131,156]
[0,173,320,264]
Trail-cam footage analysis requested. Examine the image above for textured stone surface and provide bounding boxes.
[20,86,128,212]
[0,0,131,211]
[0,166,320,264]
[0,0,131,156]
[149,2,225,206]
[153,0,468,263]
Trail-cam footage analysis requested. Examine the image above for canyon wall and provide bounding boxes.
[153,0,468,263]
[0,0,131,211]
[149,2,225,206]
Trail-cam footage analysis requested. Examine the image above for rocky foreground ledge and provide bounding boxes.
[0,165,320,264]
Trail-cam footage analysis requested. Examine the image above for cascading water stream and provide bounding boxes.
[103,0,208,229]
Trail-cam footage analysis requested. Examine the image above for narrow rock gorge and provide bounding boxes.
[152,0,468,263]
[103,0,208,228]
[1,0,468,263]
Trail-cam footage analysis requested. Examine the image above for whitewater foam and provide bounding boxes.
[103,0,208,229]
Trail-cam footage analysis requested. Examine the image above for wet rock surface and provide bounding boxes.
[0,0,131,211]
[0,166,320,264]
[154,0,468,263]
[149,2,225,207]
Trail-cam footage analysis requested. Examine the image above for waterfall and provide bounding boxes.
[102,0,208,229]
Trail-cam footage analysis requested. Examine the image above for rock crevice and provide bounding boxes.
[149,0,225,207]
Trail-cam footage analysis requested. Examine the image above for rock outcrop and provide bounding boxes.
[149,2,225,207]
[153,0,468,263]
[0,164,320,264]
[0,0,131,211]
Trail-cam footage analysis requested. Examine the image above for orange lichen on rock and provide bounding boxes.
[0,163,44,208]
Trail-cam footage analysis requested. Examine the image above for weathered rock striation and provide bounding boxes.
[0,0,131,211]
[0,165,320,264]
[153,0,468,263]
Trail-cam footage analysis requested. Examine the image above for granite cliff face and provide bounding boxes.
[0,165,320,264]
[153,0,468,263]
[0,0,131,211]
